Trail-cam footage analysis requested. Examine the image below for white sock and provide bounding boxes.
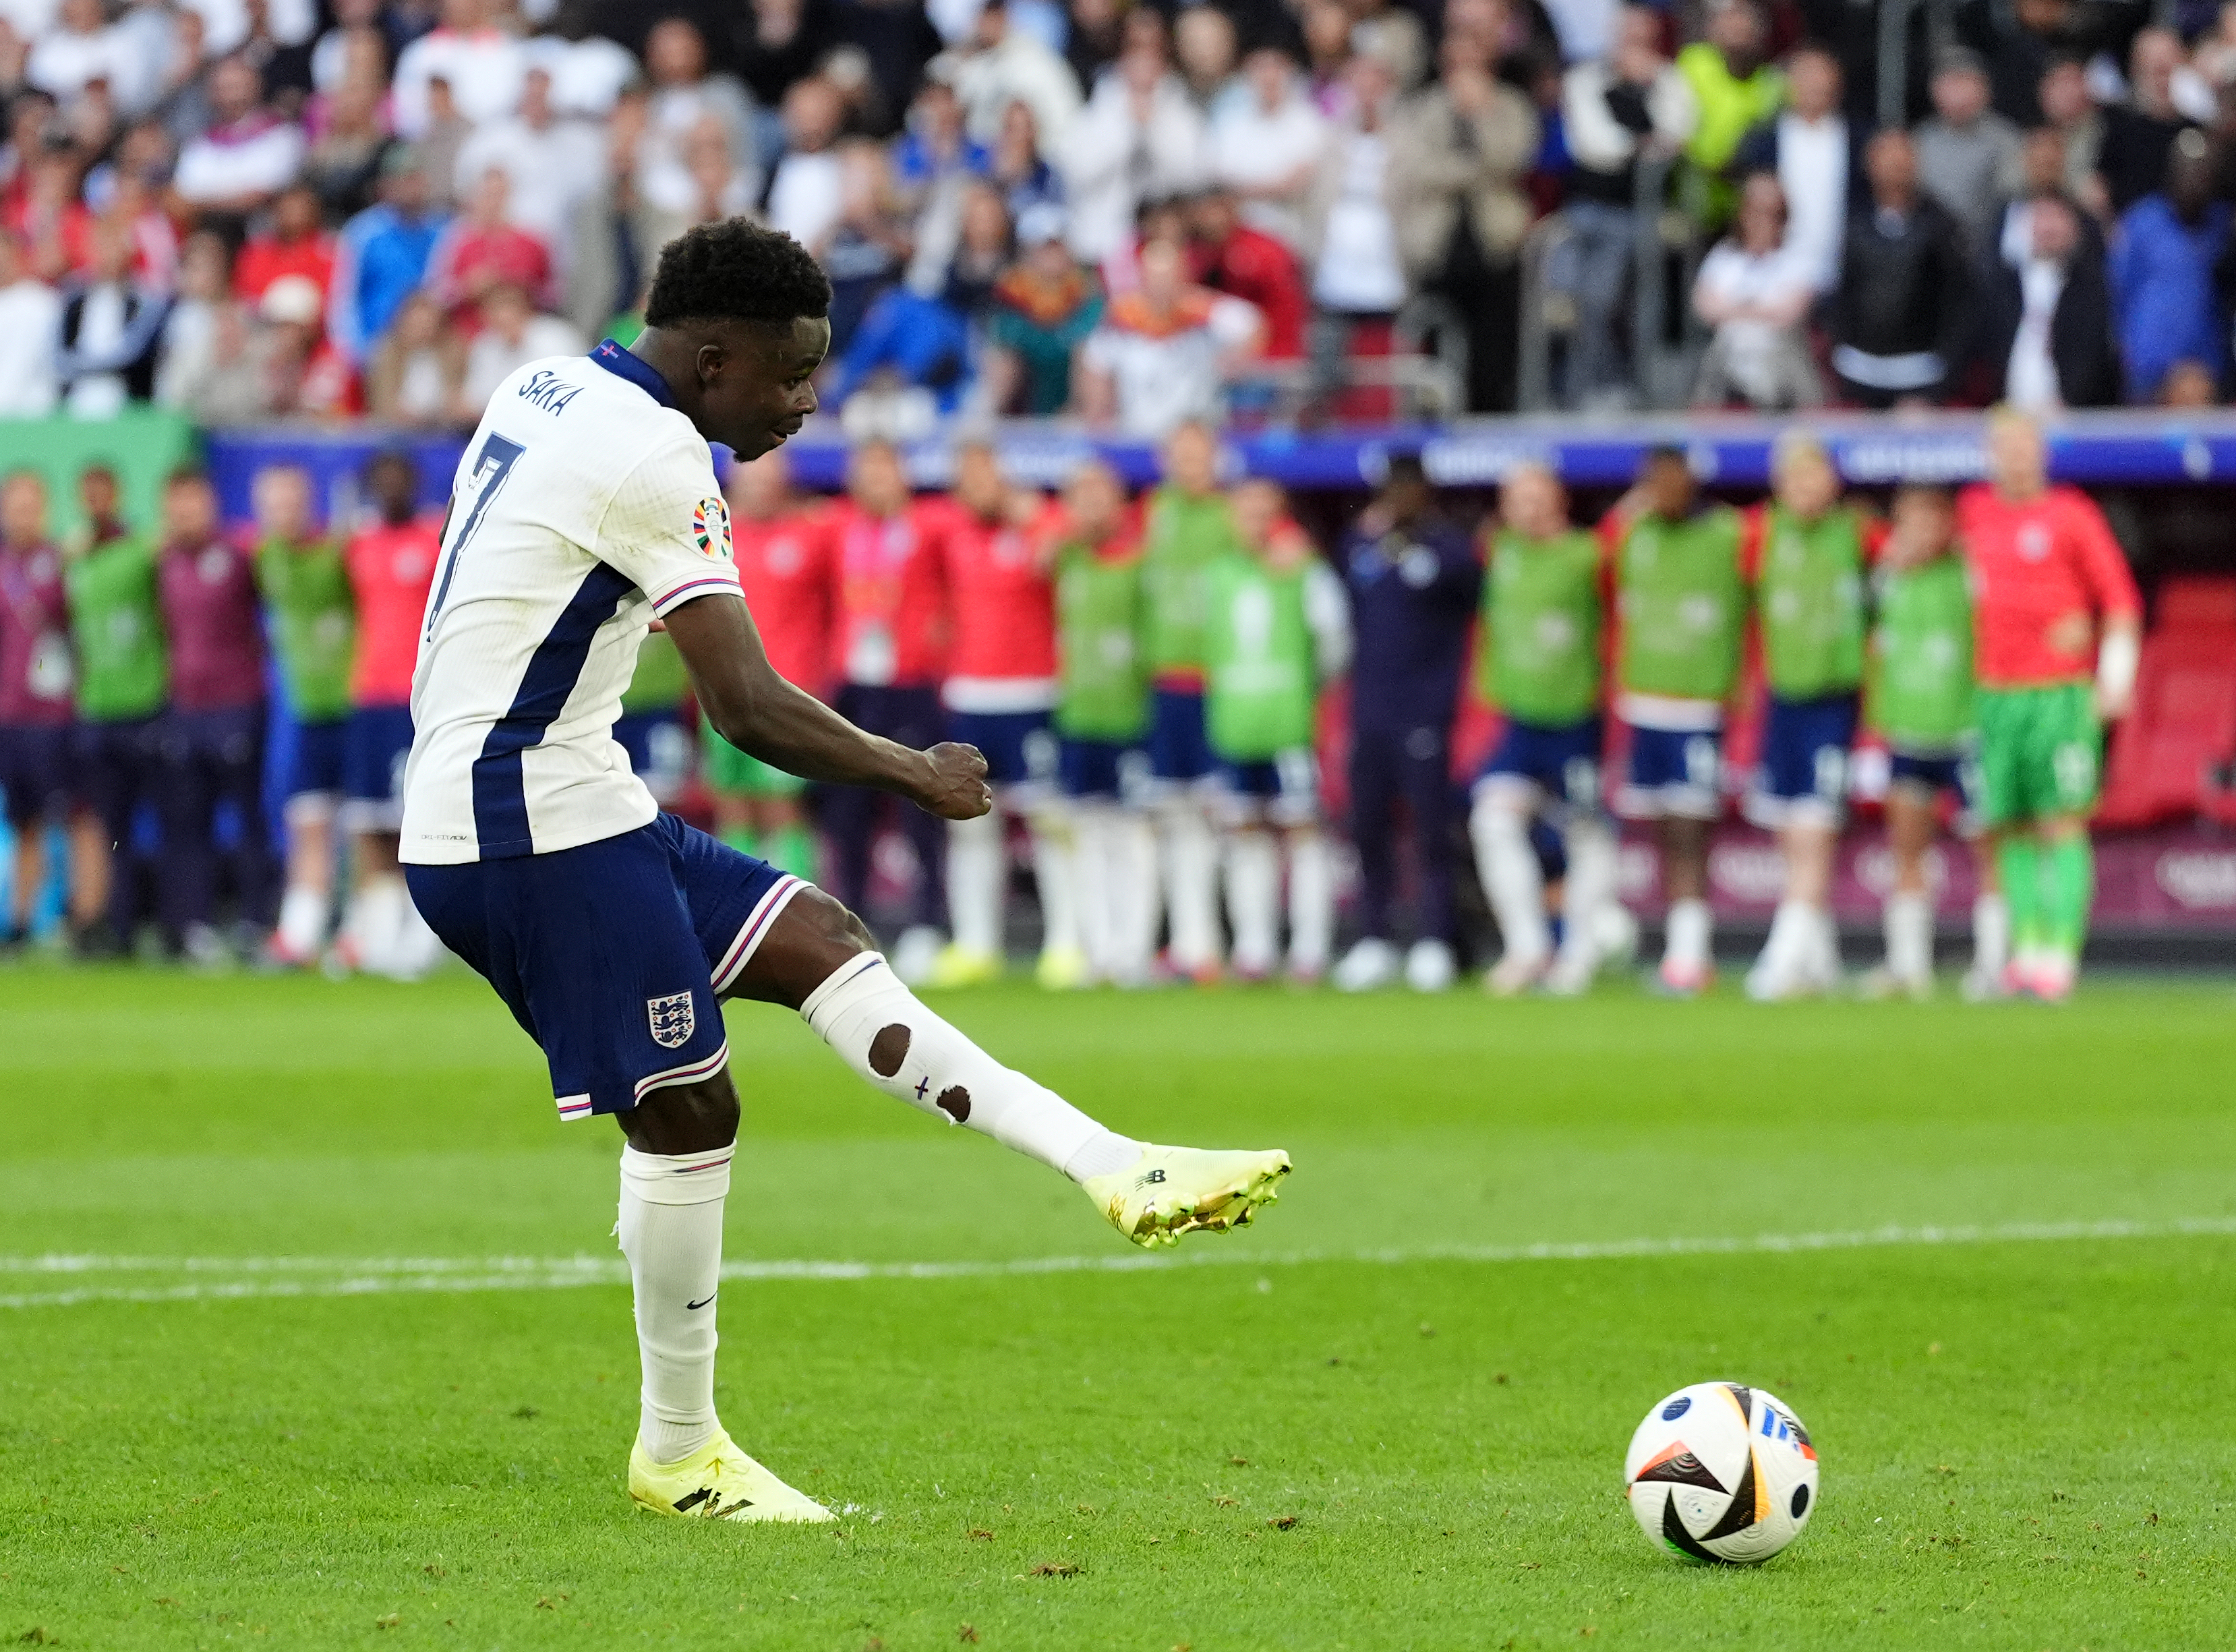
[1069,804,1115,980]
[343,874,407,973]
[1470,796,1550,966]
[1757,898,1809,978]
[388,896,445,980]
[1666,897,1712,970]
[1160,801,1223,971]
[1885,890,1932,980]
[1223,828,1280,975]
[618,1144,732,1466]
[1809,906,1841,980]
[1112,810,1160,983]
[802,953,1136,1179]
[1556,817,1616,972]
[945,809,1005,958]
[1972,890,2009,978]
[1285,827,1334,976]
[276,883,328,957]
[1026,803,1079,960]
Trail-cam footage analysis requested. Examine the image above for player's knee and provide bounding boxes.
[623,1073,739,1154]
[791,886,876,953]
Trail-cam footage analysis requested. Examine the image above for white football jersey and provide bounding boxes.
[399,342,741,864]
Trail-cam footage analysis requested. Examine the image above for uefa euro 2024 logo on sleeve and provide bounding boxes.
[647,991,697,1050]
[692,496,733,560]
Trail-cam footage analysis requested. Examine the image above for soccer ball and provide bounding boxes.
[1623,1382,1819,1564]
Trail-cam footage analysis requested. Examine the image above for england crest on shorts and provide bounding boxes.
[647,991,697,1049]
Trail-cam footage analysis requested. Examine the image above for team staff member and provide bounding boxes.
[254,463,355,966]
[1330,456,1479,997]
[155,467,274,964]
[0,472,83,950]
[1605,446,1750,995]
[1956,409,2141,1001]
[711,447,831,881]
[1740,434,1880,1002]
[1468,461,1620,997]
[65,463,167,957]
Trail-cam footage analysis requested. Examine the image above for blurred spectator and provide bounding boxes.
[982,201,1101,413]
[391,0,525,140]
[1982,191,2117,410]
[527,0,637,121]
[414,75,474,211]
[893,75,982,204]
[2158,357,2219,406]
[935,175,1011,316]
[233,182,333,316]
[300,54,390,218]
[1060,16,1208,262]
[310,0,386,94]
[2115,129,2229,405]
[153,467,272,963]
[1829,129,1973,407]
[1300,0,1353,111]
[10,139,92,283]
[1674,0,1780,229]
[633,111,760,260]
[1916,47,2024,259]
[26,0,143,110]
[1078,232,1262,435]
[637,16,759,217]
[945,0,1079,146]
[1390,23,1538,413]
[1690,171,1821,409]
[154,12,214,146]
[1730,43,1845,295]
[1189,184,1307,359]
[183,273,352,421]
[364,287,463,424]
[1347,0,1426,91]
[0,229,59,415]
[1560,5,1697,407]
[823,138,912,350]
[1995,127,2088,268]
[1172,4,1240,114]
[827,0,943,134]
[1210,45,1327,252]
[330,146,450,365]
[982,97,1061,218]
[454,281,582,419]
[2098,28,2187,215]
[768,75,848,249]
[428,165,554,324]
[0,470,77,949]
[55,214,167,417]
[1303,48,1406,398]
[735,0,845,114]
[1063,0,1125,94]
[454,65,605,258]
[154,229,229,407]
[171,54,304,223]
[833,282,974,425]
[2035,57,2107,221]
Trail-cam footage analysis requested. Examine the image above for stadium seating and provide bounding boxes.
[2098,579,2236,829]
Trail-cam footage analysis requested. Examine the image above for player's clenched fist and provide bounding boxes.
[915,742,993,819]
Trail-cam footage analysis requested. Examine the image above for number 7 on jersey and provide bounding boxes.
[425,433,527,640]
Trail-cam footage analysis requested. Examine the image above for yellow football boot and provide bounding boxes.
[929,942,1004,989]
[627,1430,835,1523]
[1084,1144,1291,1249]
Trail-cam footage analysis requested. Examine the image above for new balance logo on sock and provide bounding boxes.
[686,1293,716,1310]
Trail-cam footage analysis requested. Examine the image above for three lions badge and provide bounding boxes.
[647,991,697,1049]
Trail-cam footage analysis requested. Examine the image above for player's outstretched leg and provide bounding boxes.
[732,887,1290,1247]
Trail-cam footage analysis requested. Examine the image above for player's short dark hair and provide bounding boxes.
[644,218,831,330]
[165,464,210,490]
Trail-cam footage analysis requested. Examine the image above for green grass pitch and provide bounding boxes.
[3,966,2233,1649]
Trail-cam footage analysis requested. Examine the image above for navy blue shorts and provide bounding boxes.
[345,703,415,826]
[1060,737,1151,802]
[0,724,72,829]
[1620,724,1724,820]
[1475,715,1604,814]
[1748,692,1859,825]
[406,813,805,1121]
[947,707,1059,789]
[612,709,692,804]
[288,717,349,800]
[1889,748,1981,825]
[1148,688,1215,786]
[1217,748,1320,826]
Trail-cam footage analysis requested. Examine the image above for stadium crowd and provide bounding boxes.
[10,0,2236,423]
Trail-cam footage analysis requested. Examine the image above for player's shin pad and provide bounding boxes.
[801,953,1129,1179]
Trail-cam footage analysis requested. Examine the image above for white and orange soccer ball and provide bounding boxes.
[1623,1382,1819,1564]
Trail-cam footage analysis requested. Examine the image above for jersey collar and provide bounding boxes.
[588,338,678,409]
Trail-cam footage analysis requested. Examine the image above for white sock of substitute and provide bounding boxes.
[802,954,1137,1179]
[388,896,444,980]
[1069,805,1115,978]
[1757,899,1808,977]
[1162,802,1223,970]
[1972,890,2009,978]
[1470,797,1550,965]
[1808,906,1842,980]
[1113,811,1160,982]
[1556,818,1616,970]
[1666,897,1713,971]
[1286,827,1334,976]
[1026,805,1080,958]
[1223,828,1281,975]
[945,809,1005,958]
[618,1144,732,1465]
[276,883,328,958]
[1885,891,1932,980]
[344,873,407,973]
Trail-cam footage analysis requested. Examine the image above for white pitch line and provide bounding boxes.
[2,1216,2233,1311]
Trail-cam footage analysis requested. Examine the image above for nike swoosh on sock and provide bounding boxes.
[686,1294,716,1310]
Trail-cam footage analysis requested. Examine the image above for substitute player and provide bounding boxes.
[1860,482,1998,999]
[1607,446,1749,995]
[708,447,830,880]
[1049,458,1159,988]
[399,220,1289,1524]
[1141,420,1235,980]
[254,463,354,966]
[0,471,80,950]
[1468,461,1621,997]
[1202,478,1351,983]
[1955,409,2140,1001]
[1740,434,1877,1002]
[929,440,1080,991]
